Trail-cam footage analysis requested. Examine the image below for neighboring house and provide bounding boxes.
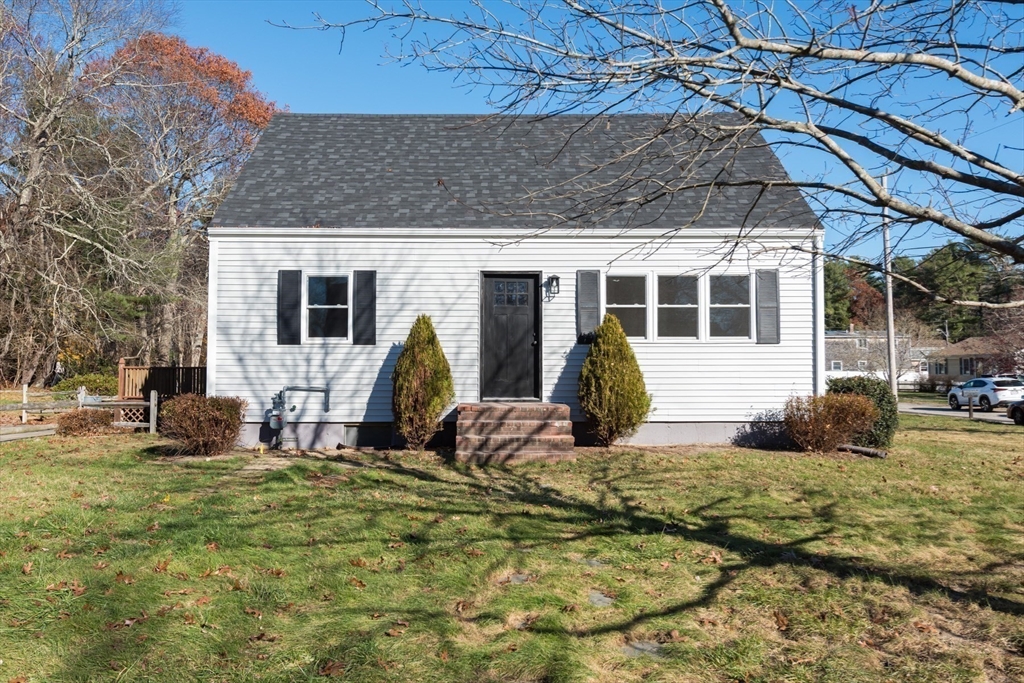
[929,336,1022,386]
[825,329,939,385]
[207,113,824,448]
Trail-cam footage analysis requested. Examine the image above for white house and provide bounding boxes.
[207,114,825,450]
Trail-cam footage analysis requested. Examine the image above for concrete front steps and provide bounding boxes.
[455,402,574,464]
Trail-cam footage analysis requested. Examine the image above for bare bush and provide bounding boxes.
[56,409,125,436]
[783,394,878,454]
[160,394,247,456]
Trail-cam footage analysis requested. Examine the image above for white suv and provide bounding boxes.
[948,377,1024,412]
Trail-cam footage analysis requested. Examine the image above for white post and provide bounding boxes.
[882,175,898,400]
[22,384,28,424]
[149,390,158,435]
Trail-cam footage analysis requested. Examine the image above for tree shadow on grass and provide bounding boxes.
[46,444,1023,680]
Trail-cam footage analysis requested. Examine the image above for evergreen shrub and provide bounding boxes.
[52,373,118,396]
[783,394,878,453]
[160,394,247,456]
[578,313,652,446]
[827,376,899,448]
[392,314,455,450]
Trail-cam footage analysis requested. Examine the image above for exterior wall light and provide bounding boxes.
[546,274,560,295]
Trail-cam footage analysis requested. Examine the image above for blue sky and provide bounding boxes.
[178,1,492,114]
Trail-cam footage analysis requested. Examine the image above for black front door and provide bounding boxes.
[482,274,539,399]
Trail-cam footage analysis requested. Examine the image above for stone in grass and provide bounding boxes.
[584,558,606,568]
[621,640,663,658]
[588,590,614,607]
[497,572,536,586]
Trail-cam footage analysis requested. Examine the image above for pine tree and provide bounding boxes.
[578,313,652,445]
[392,315,455,450]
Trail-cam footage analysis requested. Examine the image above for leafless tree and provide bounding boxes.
[313,0,1023,308]
[0,1,271,385]
[0,0,168,385]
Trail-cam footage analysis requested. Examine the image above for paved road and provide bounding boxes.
[899,402,1016,426]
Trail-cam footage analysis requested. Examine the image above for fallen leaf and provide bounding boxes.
[196,595,212,606]
[56,550,77,560]
[164,588,193,596]
[464,548,484,557]
[701,551,722,565]
[384,628,404,637]
[387,542,405,549]
[205,542,219,552]
[248,632,279,642]
[660,561,671,569]
[46,581,68,591]
[115,571,136,585]
[348,577,366,589]
[21,562,32,575]
[395,619,410,627]
[245,607,262,619]
[319,660,346,677]
[146,523,160,532]
[183,613,196,625]
[349,557,368,568]
[93,561,109,570]
[561,603,579,613]
[154,558,171,573]
[913,620,938,634]
[774,610,789,631]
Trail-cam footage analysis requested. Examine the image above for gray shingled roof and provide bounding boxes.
[212,113,820,231]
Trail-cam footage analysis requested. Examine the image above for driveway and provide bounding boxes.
[898,402,1015,426]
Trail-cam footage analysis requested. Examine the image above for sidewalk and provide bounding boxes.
[898,402,1013,426]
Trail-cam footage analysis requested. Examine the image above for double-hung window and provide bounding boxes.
[831,361,843,371]
[709,275,750,338]
[657,276,699,338]
[606,275,647,338]
[306,275,349,339]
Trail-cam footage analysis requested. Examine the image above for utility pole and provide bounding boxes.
[882,175,898,399]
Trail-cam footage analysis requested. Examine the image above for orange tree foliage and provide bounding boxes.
[108,33,277,217]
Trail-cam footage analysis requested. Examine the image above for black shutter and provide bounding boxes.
[353,270,377,345]
[756,269,780,344]
[277,270,302,345]
[576,270,601,343]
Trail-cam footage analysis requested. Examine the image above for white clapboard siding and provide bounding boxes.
[209,228,819,424]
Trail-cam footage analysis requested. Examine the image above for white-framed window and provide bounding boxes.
[831,361,843,371]
[606,274,647,338]
[857,338,868,349]
[858,360,868,371]
[919,361,928,373]
[304,274,350,341]
[657,275,699,339]
[709,275,751,338]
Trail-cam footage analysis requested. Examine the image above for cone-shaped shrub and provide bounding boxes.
[392,314,455,450]
[827,376,899,448]
[578,313,652,445]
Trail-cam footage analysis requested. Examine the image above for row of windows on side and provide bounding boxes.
[607,274,753,339]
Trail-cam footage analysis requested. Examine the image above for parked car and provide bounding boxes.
[948,377,1024,412]
[1007,400,1024,425]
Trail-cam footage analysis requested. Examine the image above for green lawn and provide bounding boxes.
[0,415,1021,682]
[900,391,951,407]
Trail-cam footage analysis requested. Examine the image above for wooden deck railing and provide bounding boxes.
[117,359,207,400]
